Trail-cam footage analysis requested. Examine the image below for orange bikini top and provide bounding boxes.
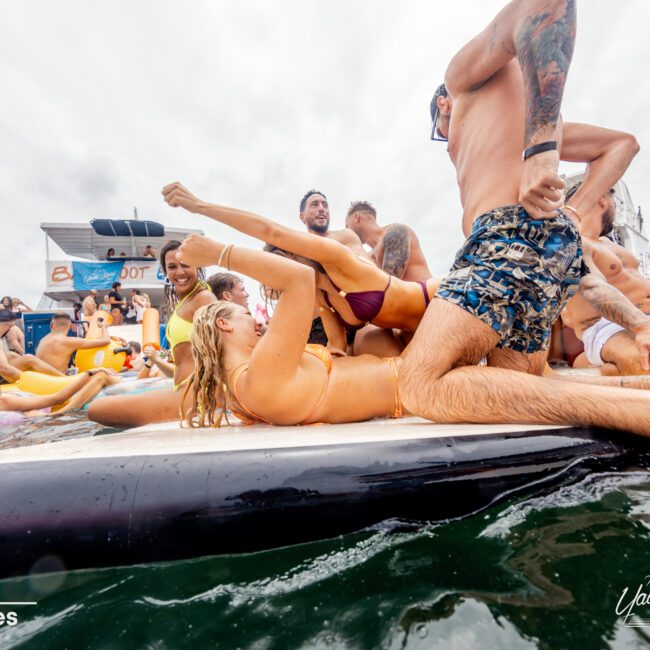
[227,344,332,425]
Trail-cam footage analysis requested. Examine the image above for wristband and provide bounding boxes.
[562,205,580,220]
[217,244,233,268]
[523,141,558,160]
[145,362,154,369]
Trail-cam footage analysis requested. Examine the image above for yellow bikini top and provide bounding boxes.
[165,281,209,351]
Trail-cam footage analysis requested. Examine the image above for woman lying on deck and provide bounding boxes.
[162,183,440,345]
[178,235,406,426]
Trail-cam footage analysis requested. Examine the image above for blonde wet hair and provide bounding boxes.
[183,301,237,428]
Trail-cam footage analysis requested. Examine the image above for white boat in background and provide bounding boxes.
[38,218,203,310]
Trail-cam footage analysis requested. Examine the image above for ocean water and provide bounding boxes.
[2,422,650,649]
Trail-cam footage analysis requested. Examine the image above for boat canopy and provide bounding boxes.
[91,219,165,238]
[40,221,203,261]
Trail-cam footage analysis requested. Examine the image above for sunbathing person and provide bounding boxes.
[87,240,216,428]
[0,368,120,415]
[179,235,405,426]
[345,200,433,281]
[563,182,650,374]
[161,183,441,337]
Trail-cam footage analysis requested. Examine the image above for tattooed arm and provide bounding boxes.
[381,225,411,279]
[445,0,576,218]
[579,274,650,370]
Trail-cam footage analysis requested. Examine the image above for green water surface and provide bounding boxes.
[2,469,650,649]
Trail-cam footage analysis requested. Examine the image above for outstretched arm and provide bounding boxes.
[579,273,650,370]
[446,0,576,218]
[561,122,640,218]
[163,182,349,269]
[177,234,316,385]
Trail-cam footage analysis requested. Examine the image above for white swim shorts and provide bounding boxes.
[582,318,625,366]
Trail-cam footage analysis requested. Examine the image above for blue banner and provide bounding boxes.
[72,261,125,291]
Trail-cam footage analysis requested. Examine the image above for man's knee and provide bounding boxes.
[398,354,445,414]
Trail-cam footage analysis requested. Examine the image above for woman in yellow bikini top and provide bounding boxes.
[158,240,216,390]
[170,231,405,428]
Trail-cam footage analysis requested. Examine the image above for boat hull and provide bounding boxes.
[0,418,639,578]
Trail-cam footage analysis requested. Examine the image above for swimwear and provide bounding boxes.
[437,205,588,353]
[386,357,403,418]
[165,282,209,351]
[228,346,403,424]
[228,344,332,425]
[582,318,626,366]
[322,275,392,330]
[323,276,431,330]
[165,281,210,390]
[417,280,431,308]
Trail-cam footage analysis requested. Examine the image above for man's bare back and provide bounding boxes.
[345,201,432,281]
[37,315,110,374]
[36,332,80,373]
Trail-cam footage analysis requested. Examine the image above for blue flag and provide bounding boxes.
[72,261,125,291]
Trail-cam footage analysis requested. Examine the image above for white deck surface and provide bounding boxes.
[0,417,569,465]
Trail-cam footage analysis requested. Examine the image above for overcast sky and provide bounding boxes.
[2,0,649,308]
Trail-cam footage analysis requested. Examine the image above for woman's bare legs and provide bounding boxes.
[88,387,191,428]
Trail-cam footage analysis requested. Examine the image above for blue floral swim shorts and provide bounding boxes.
[437,205,588,353]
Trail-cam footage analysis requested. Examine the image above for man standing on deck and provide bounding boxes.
[345,200,433,281]
[82,290,99,331]
[398,0,650,435]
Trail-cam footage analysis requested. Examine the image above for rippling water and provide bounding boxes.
[0,411,114,449]
[2,465,650,649]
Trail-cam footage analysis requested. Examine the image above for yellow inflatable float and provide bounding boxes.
[0,311,127,396]
[74,311,126,373]
[0,371,80,395]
